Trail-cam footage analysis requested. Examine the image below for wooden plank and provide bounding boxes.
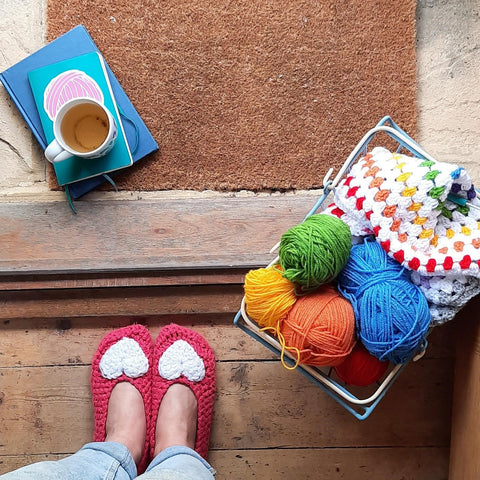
[0,284,244,320]
[213,359,452,449]
[0,359,452,457]
[1,455,65,475]
[0,195,317,275]
[0,317,276,367]
[425,321,456,359]
[449,296,480,479]
[209,447,449,480]
[0,269,248,291]
[1,447,449,479]
[0,315,454,369]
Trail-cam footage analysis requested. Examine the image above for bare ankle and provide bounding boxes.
[105,382,146,465]
[154,383,197,457]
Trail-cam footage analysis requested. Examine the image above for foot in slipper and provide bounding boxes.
[150,324,216,459]
[91,324,153,473]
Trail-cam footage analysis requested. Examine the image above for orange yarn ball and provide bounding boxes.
[280,285,356,367]
[244,266,297,328]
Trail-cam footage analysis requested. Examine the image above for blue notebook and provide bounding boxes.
[0,25,158,198]
[28,52,133,186]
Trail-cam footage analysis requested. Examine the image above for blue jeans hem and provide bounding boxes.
[81,441,137,479]
[147,446,215,476]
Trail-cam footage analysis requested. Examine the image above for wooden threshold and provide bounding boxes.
[0,193,318,318]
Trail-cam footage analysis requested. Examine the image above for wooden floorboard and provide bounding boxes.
[0,316,454,478]
[209,447,450,480]
[0,359,453,454]
[0,448,449,480]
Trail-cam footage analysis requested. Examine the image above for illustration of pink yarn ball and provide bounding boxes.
[43,69,104,120]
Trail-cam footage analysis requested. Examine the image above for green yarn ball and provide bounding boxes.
[279,214,352,289]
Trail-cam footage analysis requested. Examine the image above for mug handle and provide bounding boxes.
[45,139,73,163]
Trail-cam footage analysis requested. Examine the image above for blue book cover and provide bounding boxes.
[0,25,158,197]
[28,51,132,186]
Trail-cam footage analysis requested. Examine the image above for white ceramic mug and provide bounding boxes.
[44,97,117,163]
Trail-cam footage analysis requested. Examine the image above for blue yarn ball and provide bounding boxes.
[337,238,431,364]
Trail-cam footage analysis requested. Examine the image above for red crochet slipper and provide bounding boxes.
[91,324,153,473]
[150,324,216,459]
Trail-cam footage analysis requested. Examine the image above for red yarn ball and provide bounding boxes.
[334,343,389,387]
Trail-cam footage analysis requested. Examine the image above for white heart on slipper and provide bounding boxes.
[158,339,205,382]
[99,337,149,380]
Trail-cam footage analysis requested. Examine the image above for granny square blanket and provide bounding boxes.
[325,146,480,324]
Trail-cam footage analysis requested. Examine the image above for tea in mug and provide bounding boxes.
[60,103,110,153]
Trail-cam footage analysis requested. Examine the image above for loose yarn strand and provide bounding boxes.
[260,321,301,371]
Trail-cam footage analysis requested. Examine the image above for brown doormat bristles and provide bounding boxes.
[46,1,417,193]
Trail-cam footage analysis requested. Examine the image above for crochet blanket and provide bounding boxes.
[326,146,480,324]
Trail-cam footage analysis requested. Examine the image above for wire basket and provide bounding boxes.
[234,116,435,420]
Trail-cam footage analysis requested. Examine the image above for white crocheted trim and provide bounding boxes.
[99,337,149,380]
[411,272,480,308]
[410,271,480,324]
[428,305,459,325]
[158,339,205,382]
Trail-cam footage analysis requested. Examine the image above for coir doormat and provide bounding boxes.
[47,1,417,192]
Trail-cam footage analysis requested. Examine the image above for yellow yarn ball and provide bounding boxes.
[244,265,297,329]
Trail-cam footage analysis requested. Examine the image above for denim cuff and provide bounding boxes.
[81,441,137,479]
[147,445,215,476]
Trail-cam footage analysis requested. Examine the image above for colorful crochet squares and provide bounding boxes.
[328,146,480,276]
